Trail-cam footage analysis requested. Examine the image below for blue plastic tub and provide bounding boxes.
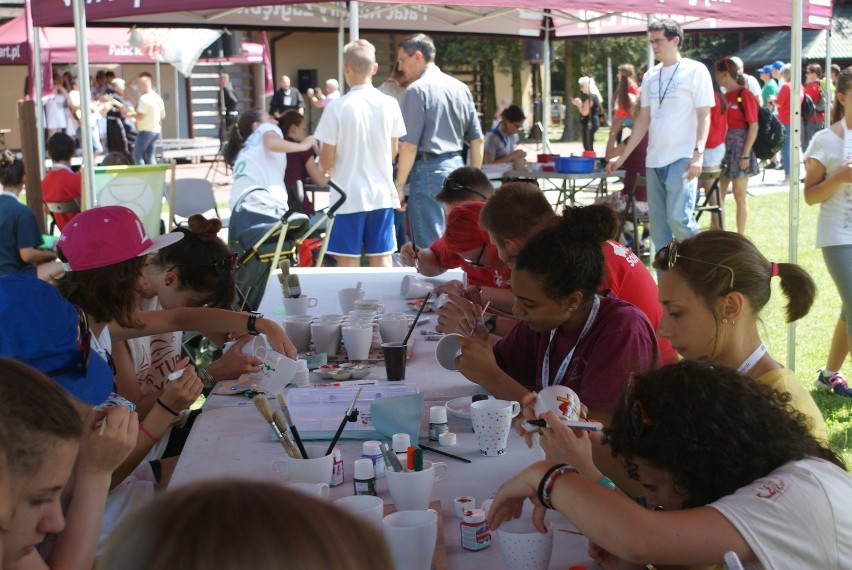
[553,156,595,174]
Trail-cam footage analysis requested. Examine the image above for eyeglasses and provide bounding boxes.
[624,373,655,439]
[441,179,488,200]
[461,243,487,268]
[656,240,735,290]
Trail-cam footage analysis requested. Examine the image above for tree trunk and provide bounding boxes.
[560,39,580,143]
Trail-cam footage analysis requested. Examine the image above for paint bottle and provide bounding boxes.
[293,359,310,388]
[330,448,344,487]
[353,459,377,496]
[361,440,386,479]
[460,509,491,551]
[392,432,411,465]
[428,406,449,441]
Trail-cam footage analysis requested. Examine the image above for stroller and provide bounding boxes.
[228,181,347,312]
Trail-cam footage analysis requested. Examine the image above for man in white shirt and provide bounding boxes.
[607,19,713,250]
[314,40,406,267]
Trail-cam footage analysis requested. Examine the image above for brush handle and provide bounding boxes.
[289,425,309,459]
[269,420,298,458]
[325,417,348,456]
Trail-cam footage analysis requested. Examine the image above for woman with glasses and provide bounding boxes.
[487,360,852,568]
[483,104,527,165]
[653,230,826,441]
[715,57,760,235]
[455,207,659,491]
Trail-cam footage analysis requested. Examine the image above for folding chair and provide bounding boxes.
[625,175,649,257]
[167,178,228,230]
[695,171,725,230]
[44,198,81,235]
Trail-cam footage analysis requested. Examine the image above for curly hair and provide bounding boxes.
[149,215,236,309]
[606,360,844,508]
[0,358,82,477]
[56,254,146,329]
[652,230,815,325]
[514,204,615,302]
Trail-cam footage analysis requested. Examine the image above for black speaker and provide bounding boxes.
[298,69,318,93]
[221,31,242,58]
[201,38,224,60]
[523,40,543,64]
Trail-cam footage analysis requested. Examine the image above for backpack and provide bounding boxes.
[738,89,787,160]
[802,94,816,122]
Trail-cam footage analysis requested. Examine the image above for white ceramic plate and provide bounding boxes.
[445,395,492,420]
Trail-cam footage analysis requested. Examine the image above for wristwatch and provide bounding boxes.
[694,145,705,154]
[247,311,263,336]
[484,313,498,333]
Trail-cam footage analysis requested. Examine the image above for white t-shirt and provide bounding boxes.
[127,297,182,395]
[803,128,852,248]
[44,93,67,130]
[641,57,714,168]
[710,458,852,569]
[135,91,165,133]
[313,85,406,214]
[229,122,288,210]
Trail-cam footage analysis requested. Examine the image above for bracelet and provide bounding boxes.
[598,475,617,491]
[538,464,579,509]
[156,398,179,417]
[138,422,161,443]
[741,154,749,159]
[247,311,263,336]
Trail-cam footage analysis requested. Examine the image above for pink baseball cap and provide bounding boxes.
[59,206,184,271]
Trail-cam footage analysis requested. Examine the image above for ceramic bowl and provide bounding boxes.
[350,364,375,379]
[327,369,353,380]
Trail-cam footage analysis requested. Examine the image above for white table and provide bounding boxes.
[171,267,599,569]
[502,168,625,208]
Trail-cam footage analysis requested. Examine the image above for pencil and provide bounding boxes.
[418,444,471,464]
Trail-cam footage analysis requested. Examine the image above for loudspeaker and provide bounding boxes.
[221,31,242,58]
[523,40,543,64]
[201,39,224,60]
[297,69,318,93]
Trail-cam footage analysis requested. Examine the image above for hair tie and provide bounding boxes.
[771,262,779,278]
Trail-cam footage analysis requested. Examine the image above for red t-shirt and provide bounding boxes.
[601,241,678,364]
[614,83,640,118]
[706,91,728,149]
[774,83,800,127]
[430,236,511,289]
[41,166,81,231]
[803,81,824,124]
[492,292,659,412]
[724,88,759,130]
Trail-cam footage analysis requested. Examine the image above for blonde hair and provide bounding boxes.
[344,39,377,76]
[578,76,602,99]
[98,479,394,570]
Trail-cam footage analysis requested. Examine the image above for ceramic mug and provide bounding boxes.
[353,298,384,313]
[283,316,313,353]
[382,509,438,570]
[342,325,373,361]
[338,287,366,313]
[435,333,463,371]
[286,482,330,500]
[310,322,341,356]
[334,495,385,528]
[282,296,318,316]
[400,275,435,299]
[385,460,447,511]
[470,399,521,456]
[273,445,334,485]
[379,316,409,344]
[496,517,554,570]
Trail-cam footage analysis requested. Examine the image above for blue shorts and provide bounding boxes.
[326,209,396,257]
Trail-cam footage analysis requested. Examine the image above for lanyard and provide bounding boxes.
[737,343,767,375]
[658,61,681,106]
[542,295,600,389]
[490,127,508,146]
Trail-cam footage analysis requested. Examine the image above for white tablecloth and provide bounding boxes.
[171,267,599,569]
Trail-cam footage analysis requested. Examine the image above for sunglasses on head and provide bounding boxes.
[441,179,488,200]
[623,373,655,439]
[656,240,735,289]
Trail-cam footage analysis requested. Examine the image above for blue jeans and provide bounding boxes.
[407,154,463,247]
[133,131,159,164]
[647,157,700,251]
[781,135,791,179]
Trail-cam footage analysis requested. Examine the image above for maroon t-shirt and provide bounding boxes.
[492,292,659,413]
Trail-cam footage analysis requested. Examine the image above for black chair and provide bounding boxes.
[44,198,81,235]
[695,171,725,230]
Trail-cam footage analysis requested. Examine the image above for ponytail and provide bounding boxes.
[223,108,265,167]
[775,262,816,323]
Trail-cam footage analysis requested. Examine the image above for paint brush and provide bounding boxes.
[277,393,308,459]
[469,301,491,336]
[253,396,299,458]
[325,386,363,456]
[272,410,303,459]
[402,292,430,346]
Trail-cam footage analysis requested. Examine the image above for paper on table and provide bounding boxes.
[287,384,421,440]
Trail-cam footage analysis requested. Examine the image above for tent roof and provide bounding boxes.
[736,6,852,64]
[30,0,833,32]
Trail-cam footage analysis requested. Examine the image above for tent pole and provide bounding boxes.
[542,13,550,143]
[72,0,94,210]
[787,0,803,370]
[824,27,832,129]
[173,65,180,139]
[33,26,45,181]
[350,0,359,42]
[155,60,161,93]
[607,55,612,124]
[338,13,344,93]
[647,15,654,73]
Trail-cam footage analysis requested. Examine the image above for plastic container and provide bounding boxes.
[331,449,344,487]
[428,406,449,441]
[361,440,386,479]
[460,509,491,551]
[353,458,377,496]
[554,156,596,174]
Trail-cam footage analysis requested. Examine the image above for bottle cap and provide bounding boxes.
[392,433,411,453]
[438,432,457,446]
[429,406,448,423]
[353,458,375,480]
[363,440,381,456]
[462,509,486,524]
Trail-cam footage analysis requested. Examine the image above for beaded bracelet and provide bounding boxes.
[156,398,179,417]
[598,475,617,491]
[538,464,578,509]
[138,422,160,443]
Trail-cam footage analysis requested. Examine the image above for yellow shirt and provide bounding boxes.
[757,368,828,443]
